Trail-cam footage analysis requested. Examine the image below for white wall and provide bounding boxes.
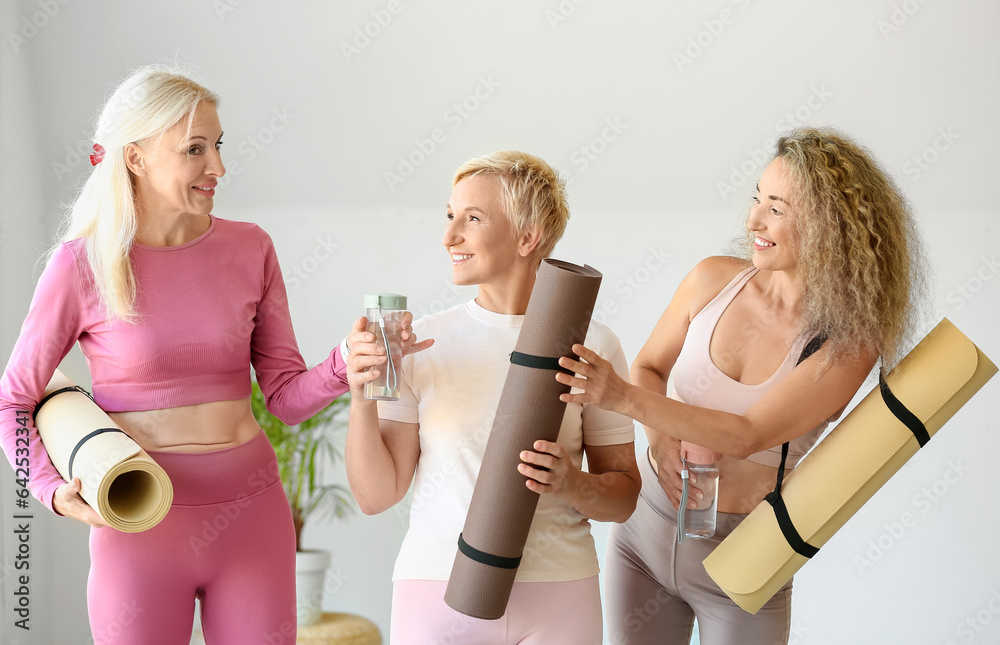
[1,1,998,643]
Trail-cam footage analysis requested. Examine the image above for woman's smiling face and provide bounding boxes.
[748,157,798,273]
[442,174,524,288]
[129,102,225,218]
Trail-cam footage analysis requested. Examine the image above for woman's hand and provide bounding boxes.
[556,344,630,413]
[398,311,434,357]
[649,436,702,511]
[345,316,387,397]
[346,315,433,398]
[518,440,582,503]
[52,478,110,528]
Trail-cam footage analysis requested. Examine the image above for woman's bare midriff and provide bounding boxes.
[107,397,261,453]
[649,449,779,514]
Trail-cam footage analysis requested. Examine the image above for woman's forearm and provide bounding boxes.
[620,384,755,458]
[566,468,640,523]
[345,399,406,515]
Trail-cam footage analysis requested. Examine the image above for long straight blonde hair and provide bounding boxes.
[59,66,219,321]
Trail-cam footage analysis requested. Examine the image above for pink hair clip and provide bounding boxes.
[89,143,105,166]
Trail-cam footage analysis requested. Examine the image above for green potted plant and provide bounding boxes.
[250,381,354,626]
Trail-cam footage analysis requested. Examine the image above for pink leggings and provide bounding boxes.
[391,577,603,645]
[87,432,297,645]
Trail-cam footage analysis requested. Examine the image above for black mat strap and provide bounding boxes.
[879,374,930,448]
[765,485,820,559]
[757,334,829,558]
[764,441,820,559]
[457,533,522,570]
[68,428,126,481]
[510,351,573,375]
[34,385,94,417]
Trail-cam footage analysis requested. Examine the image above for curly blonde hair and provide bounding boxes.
[453,150,570,263]
[744,127,926,370]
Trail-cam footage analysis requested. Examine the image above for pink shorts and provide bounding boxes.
[391,577,603,645]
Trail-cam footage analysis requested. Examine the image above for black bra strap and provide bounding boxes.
[457,533,522,570]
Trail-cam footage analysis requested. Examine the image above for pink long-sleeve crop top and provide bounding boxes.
[0,215,349,512]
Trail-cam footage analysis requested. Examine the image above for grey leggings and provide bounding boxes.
[604,451,792,645]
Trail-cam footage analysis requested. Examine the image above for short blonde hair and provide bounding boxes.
[453,150,569,262]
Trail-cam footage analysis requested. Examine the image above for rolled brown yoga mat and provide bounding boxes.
[703,318,996,614]
[34,370,173,532]
[444,258,603,619]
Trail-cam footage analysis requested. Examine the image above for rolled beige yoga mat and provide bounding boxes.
[703,318,996,614]
[444,259,603,619]
[34,370,173,532]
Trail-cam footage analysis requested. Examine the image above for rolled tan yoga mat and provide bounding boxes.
[703,318,996,614]
[34,370,173,532]
[444,259,603,619]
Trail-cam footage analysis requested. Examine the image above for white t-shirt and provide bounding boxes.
[378,299,635,582]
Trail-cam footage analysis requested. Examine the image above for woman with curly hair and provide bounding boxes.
[555,128,925,644]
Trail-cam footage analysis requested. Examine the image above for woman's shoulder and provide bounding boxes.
[413,300,476,332]
[211,215,267,240]
[46,238,88,275]
[680,255,752,313]
[583,319,625,359]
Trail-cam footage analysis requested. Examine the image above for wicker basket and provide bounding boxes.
[296,612,382,645]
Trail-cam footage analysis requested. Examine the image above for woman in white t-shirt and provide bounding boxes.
[344,150,641,645]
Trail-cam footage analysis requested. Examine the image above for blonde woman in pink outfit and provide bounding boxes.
[0,66,421,644]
